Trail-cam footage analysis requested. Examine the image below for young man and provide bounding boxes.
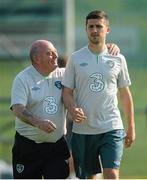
[10,40,70,179]
[62,10,135,179]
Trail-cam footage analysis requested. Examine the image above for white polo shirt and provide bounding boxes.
[11,65,66,143]
[62,46,131,134]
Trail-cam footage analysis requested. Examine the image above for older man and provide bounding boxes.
[10,40,70,179]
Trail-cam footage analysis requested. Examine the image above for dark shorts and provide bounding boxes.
[71,129,126,178]
[12,132,70,179]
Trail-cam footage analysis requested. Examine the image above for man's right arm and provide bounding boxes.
[63,87,86,123]
[11,104,56,133]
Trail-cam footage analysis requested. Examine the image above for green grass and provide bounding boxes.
[0,60,27,162]
[0,60,28,97]
[129,68,147,110]
[0,60,147,178]
[120,113,147,178]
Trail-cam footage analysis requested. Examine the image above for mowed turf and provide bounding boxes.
[0,60,147,178]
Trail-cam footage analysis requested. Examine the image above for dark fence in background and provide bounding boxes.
[0,0,65,59]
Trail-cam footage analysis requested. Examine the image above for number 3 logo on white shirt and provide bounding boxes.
[89,73,105,92]
[43,96,58,114]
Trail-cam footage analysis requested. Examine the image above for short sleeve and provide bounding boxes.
[10,75,28,109]
[62,55,75,89]
[117,55,131,88]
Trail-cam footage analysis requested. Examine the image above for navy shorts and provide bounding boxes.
[71,129,126,178]
[12,132,70,179]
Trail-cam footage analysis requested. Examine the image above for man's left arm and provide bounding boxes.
[106,43,120,55]
[118,86,135,148]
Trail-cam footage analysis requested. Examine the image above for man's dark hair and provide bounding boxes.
[86,10,109,26]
